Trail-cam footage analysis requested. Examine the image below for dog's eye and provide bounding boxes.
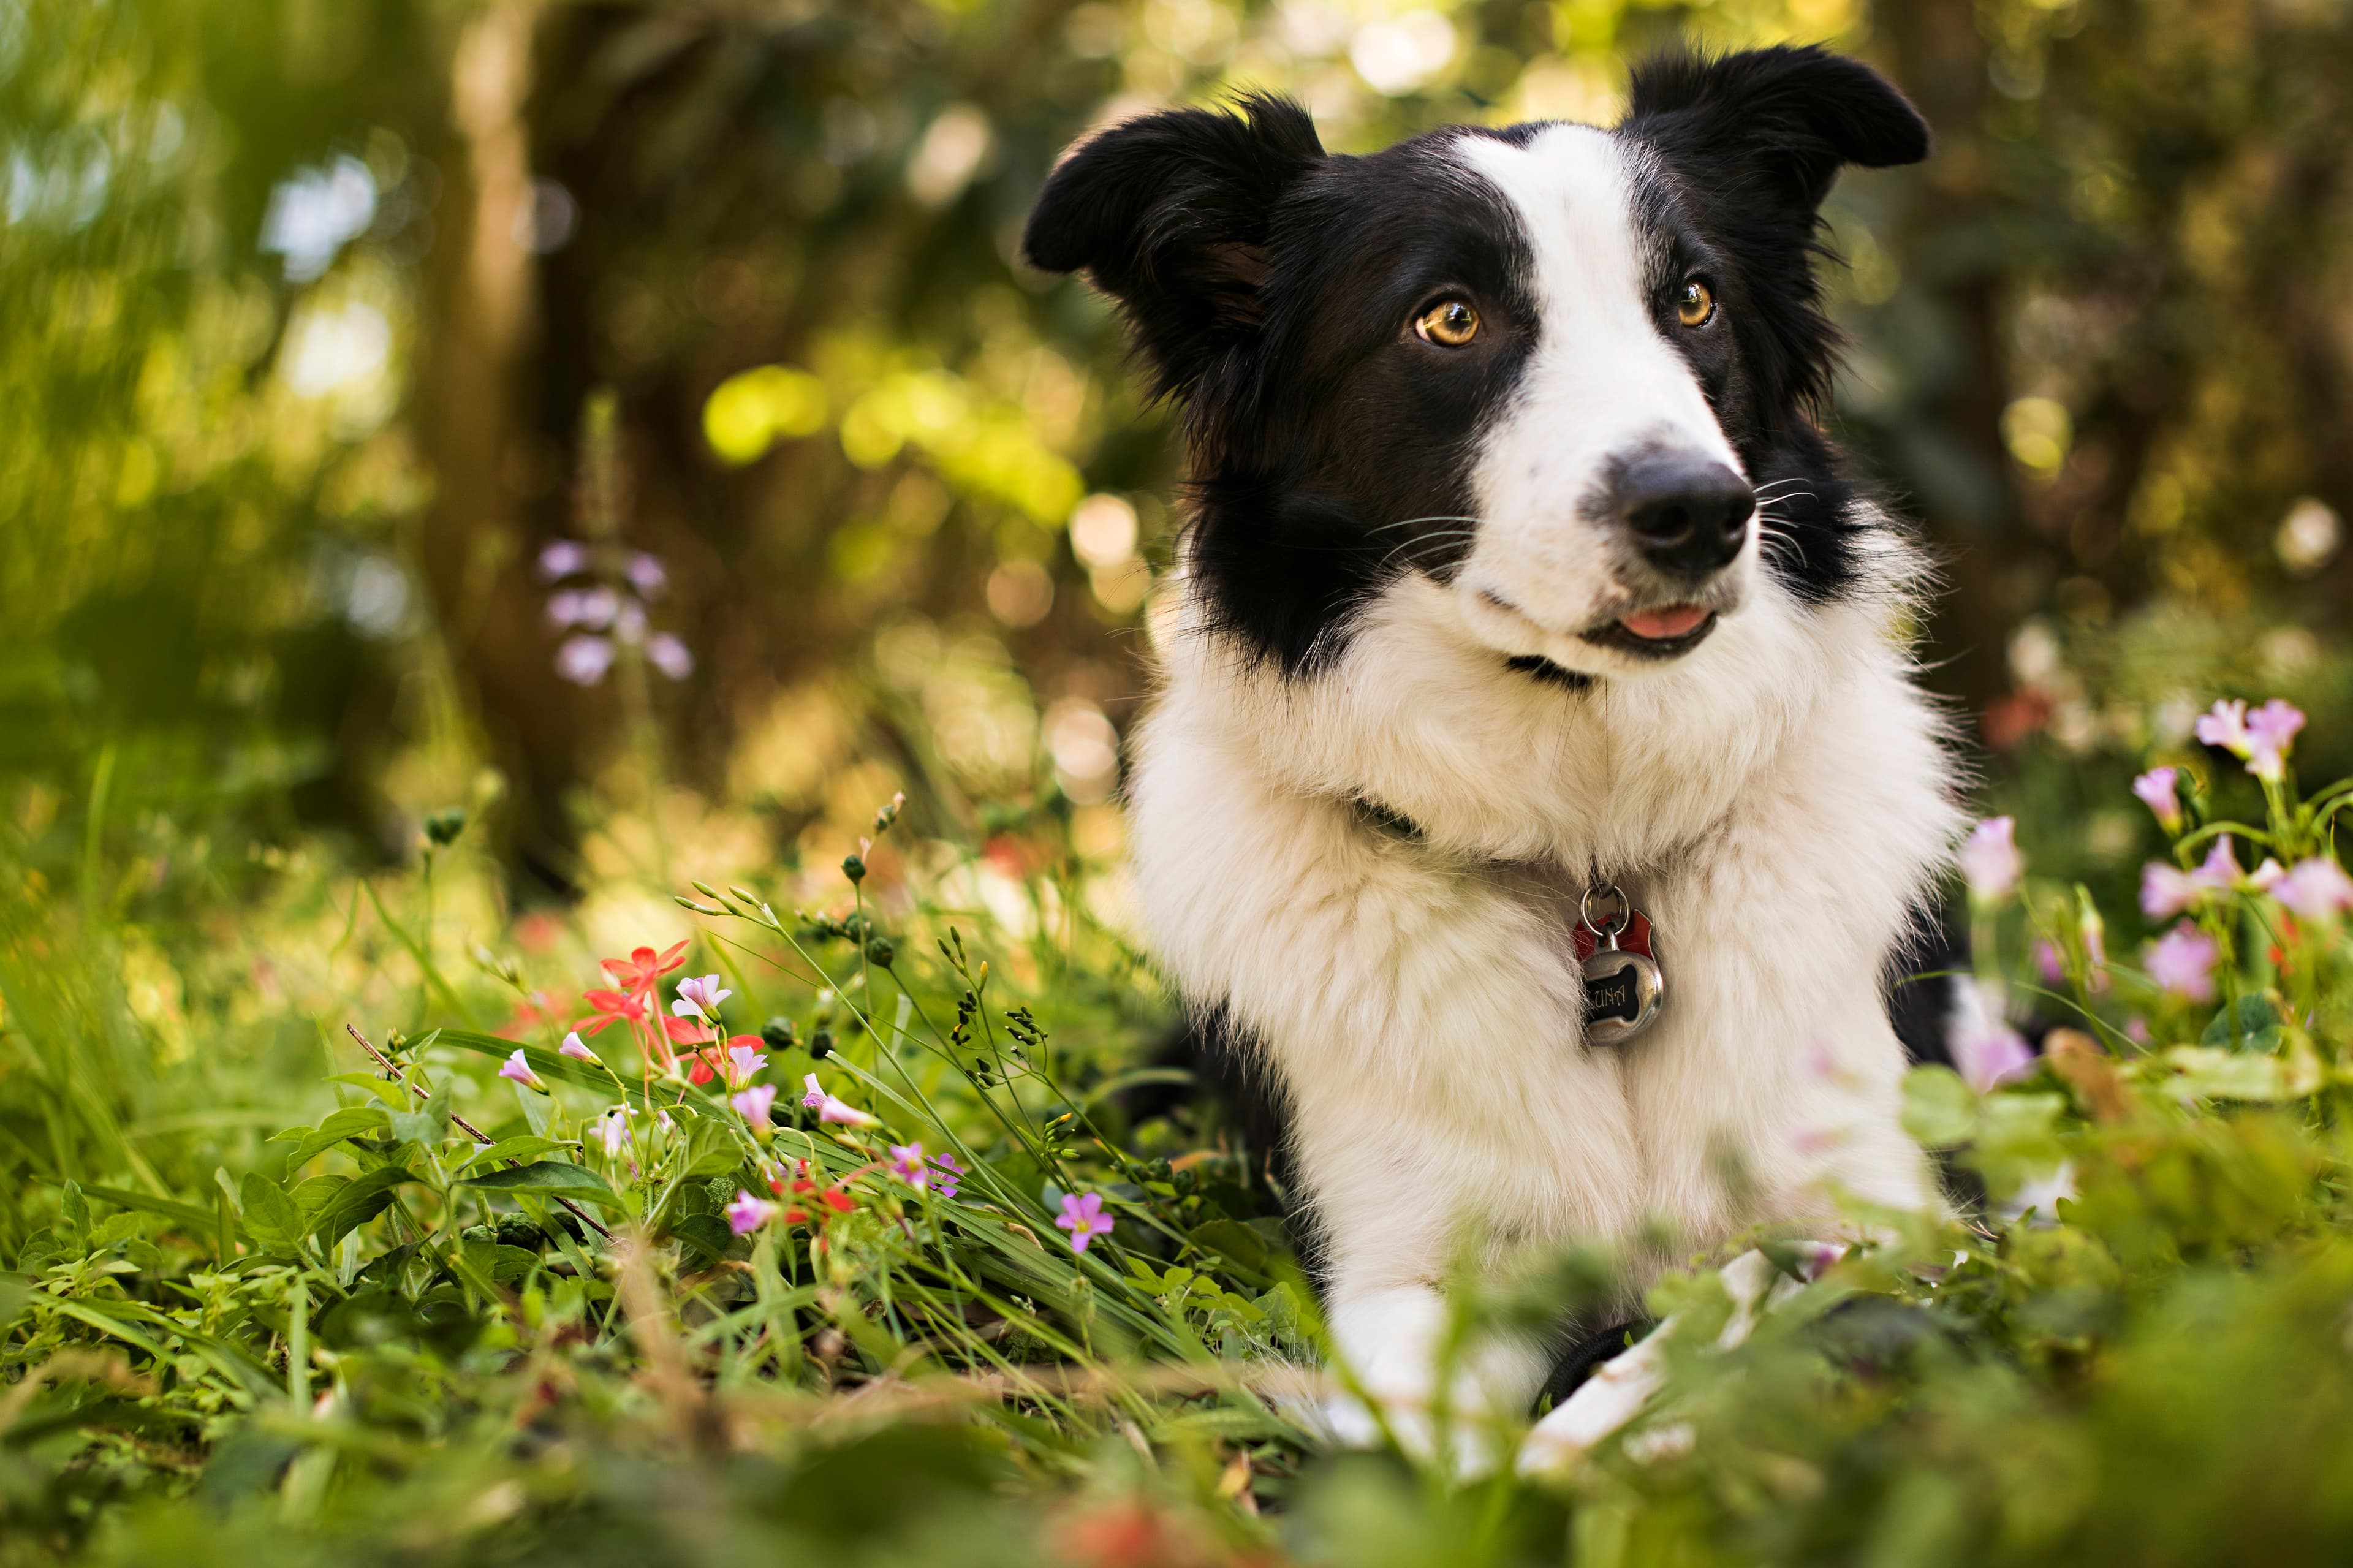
[1414,298,1480,347]
[1675,280,1716,328]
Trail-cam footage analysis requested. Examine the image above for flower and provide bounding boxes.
[602,941,689,999]
[559,1031,597,1062]
[2033,940,2066,985]
[2252,857,2287,890]
[2194,699,2250,756]
[1053,1192,1115,1254]
[1952,986,2034,1094]
[801,1072,879,1127]
[589,1107,632,1156]
[772,1161,855,1224]
[626,552,667,597]
[2268,857,2353,922]
[646,632,694,681]
[672,974,732,1021]
[733,1083,779,1131]
[1958,817,2022,902]
[499,1049,547,1093]
[2140,836,2241,919]
[2146,923,2219,1001]
[2245,699,2306,782]
[555,634,615,686]
[2132,767,2184,833]
[888,1142,928,1189]
[725,1190,778,1235]
[928,1153,965,1200]
[537,538,591,580]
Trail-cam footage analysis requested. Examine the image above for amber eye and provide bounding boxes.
[1675,279,1716,328]
[1414,298,1480,346]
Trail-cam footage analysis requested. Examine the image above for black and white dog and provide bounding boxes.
[1025,46,1960,1461]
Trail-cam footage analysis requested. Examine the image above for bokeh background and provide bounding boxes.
[11,0,2353,985]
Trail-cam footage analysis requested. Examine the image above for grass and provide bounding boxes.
[8,692,2353,1567]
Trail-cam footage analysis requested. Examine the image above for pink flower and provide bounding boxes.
[626,552,667,597]
[589,1107,632,1156]
[2252,857,2286,891]
[726,1042,765,1087]
[800,1072,878,1127]
[2132,767,2184,833]
[888,1142,929,1189]
[1053,1192,1115,1254]
[726,1190,778,1235]
[2268,857,2353,922]
[928,1153,965,1199]
[2194,699,2250,756]
[1958,817,2023,901]
[2033,940,2066,985]
[672,974,732,1021]
[556,634,615,686]
[537,539,591,581]
[499,1049,547,1093]
[2245,699,2306,782]
[1952,996,2034,1094]
[647,632,694,681]
[733,1083,779,1131]
[2140,837,2241,919]
[559,1031,596,1062]
[2146,923,2219,1001]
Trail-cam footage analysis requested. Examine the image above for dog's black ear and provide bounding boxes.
[1023,95,1324,401]
[1622,45,1928,213]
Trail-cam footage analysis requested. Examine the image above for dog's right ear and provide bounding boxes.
[1022,95,1324,403]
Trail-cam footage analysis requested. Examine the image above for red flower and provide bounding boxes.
[770,1160,855,1224]
[498,989,563,1041]
[601,940,689,999]
[572,941,693,1069]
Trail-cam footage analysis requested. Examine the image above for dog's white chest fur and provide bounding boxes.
[1126,559,1957,1412]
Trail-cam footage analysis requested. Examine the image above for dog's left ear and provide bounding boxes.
[1621,45,1928,214]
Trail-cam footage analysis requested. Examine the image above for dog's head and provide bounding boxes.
[1024,47,1927,683]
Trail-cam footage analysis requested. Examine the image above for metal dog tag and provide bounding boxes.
[1578,885,1664,1048]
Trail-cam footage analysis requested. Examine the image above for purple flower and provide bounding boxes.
[2268,857,2353,922]
[537,539,591,581]
[672,974,732,1021]
[733,1083,779,1131]
[2141,837,2240,919]
[545,588,593,628]
[555,634,615,686]
[725,1043,766,1088]
[499,1048,547,1093]
[589,1107,632,1156]
[726,1189,778,1235]
[800,1072,878,1127]
[1957,816,2023,902]
[2194,699,2251,756]
[1053,1191,1115,1254]
[2146,923,2219,1001]
[2033,940,2066,985]
[559,1031,596,1061]
[626,552,668,597]
[1952,996,2034,1094]
[928,1153,965,1199]
[646,632,694,681]
[2245,699,2306,783]
[888,1142,929,1189]
[2132,767,2183,833]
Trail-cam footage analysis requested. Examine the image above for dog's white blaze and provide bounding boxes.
[1127,122,1961,1460]
[1448,126,1755,669]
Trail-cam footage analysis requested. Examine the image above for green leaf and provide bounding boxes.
[238,1172,305,1255]
[58,1181,89,1248]
[2200,994,2283,1054]
[388,1085,452,1149]
[284,1106,394,1169]
[311,1167,420,1246]
[324,1073,413,1111]
[458,1160,624,1211]
[1190,1218,1268,1273]
[1901,1066,1979,1147]
[457,1135,577,1170]
[2159,1045,2321,1102]
[74,1184,215,1232]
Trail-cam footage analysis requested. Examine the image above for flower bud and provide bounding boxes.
[809,1029,835,1060]
[760,1016,798,1050]
[865,937,895,967]
[841,853,866,884]
[424,808,467,847]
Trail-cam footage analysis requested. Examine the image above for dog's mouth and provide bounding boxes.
[1579,603,1719,659]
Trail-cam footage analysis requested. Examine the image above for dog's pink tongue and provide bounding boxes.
[1620,604,1710,640]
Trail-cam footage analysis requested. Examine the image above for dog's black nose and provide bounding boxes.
[1616,453,1754,578]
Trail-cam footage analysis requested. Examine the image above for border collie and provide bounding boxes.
[1025,45,1959,1462]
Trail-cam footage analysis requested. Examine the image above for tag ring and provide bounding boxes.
[1579,884,1631,940]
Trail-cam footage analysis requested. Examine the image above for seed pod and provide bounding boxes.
[424,808,467,847]
[865,937,895,967]
[760,1016,797,1050]
[808,1029,835,1060]
[841,853,866,884]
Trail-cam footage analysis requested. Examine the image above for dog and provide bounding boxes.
[1023,45,1961,1462]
